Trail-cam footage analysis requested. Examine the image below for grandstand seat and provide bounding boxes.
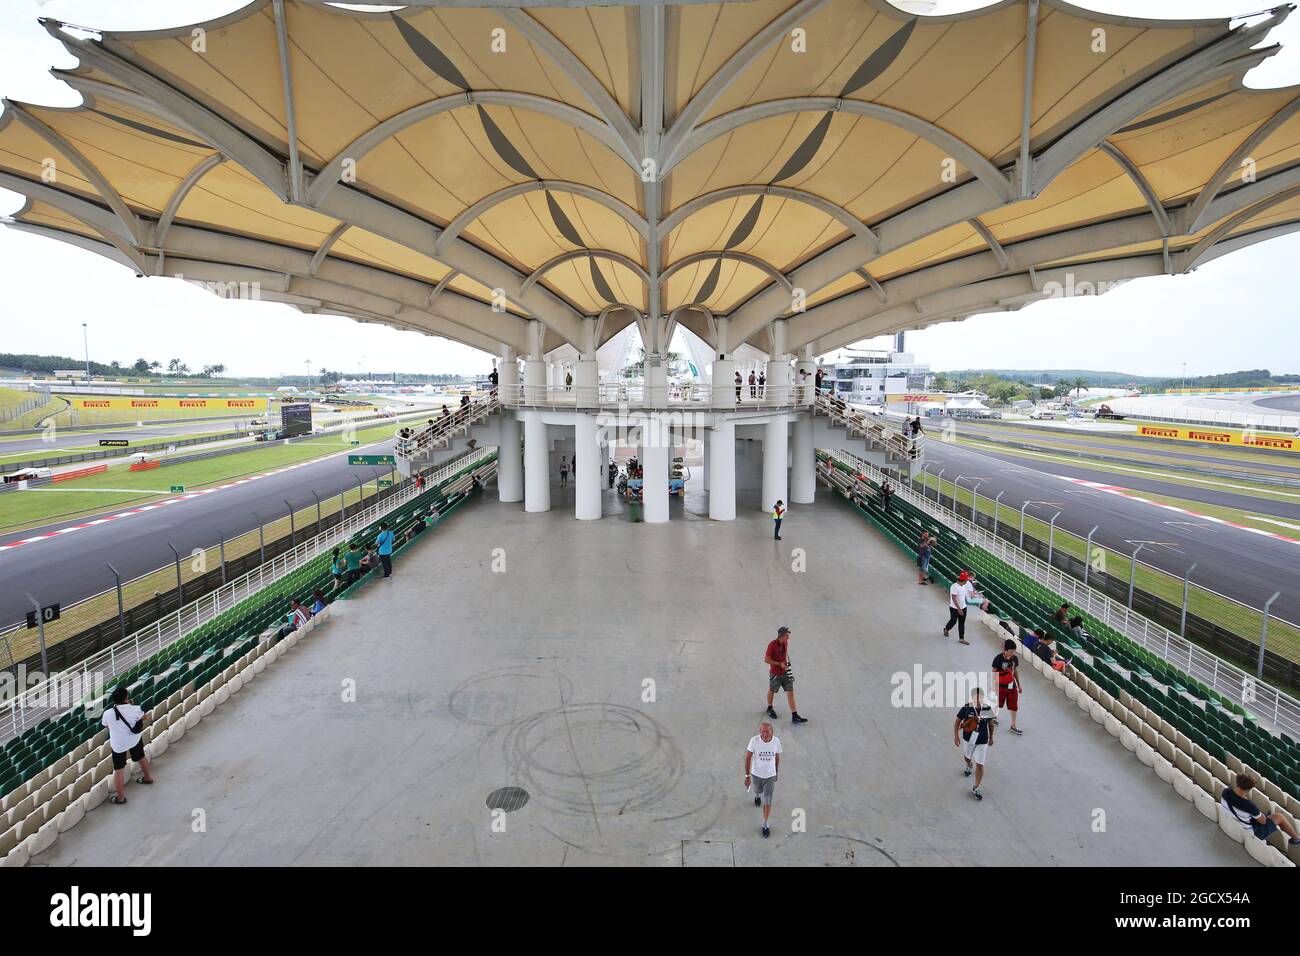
[1153,755,1175,783]
[1193,787,1218,821]
[24,817,60,858]
[1216,804,1247,845]
[0,832,29,868]
[55,789,84,833]
[1136,740,1156,767]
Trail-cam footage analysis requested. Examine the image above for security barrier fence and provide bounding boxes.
[902,468,1300,691]
[830,448,1300,741]
[0,429,247,475]
[0,463,414,677]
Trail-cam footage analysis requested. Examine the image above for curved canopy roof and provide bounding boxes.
[2,0,1299,357]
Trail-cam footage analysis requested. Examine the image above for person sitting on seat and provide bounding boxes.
[276,599,310,638]
[1221,774,1300,846]
[1054,603,1086,639]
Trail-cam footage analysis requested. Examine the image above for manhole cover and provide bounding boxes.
[486,787,530,812]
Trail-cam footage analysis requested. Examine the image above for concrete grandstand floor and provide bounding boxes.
[36,448,1246,867]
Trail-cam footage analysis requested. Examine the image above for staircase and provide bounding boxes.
[811,393,923,476]
[393,395,502,478]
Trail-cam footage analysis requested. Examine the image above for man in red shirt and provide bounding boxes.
[764,626,808,724]
[991,639,1024,735]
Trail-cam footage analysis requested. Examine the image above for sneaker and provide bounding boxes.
[761,825,770,839]
[791,713,808,724]
[1008,726,1023,735]
[942,629,949,638]
[754,796,762,807]
[971,787,983,801]
[958,638,970,645]
[962,766,972,777]
[1290,837,1300,846]
[766,706,778,719]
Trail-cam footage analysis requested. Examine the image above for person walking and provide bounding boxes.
[489,366,499,392]
[772,499,785,540]
[880,480,894,513]
[744,722,782,839]
[991,639,1024,735]
[944,570,974,644]
[815,366,824,395]
[954,687,994,801]
[734,370,743,402]
[102,686,154,805]
[330,547,346,593]
[375,521,396,578]
[758,371,766,399]
[916,531,932,585]
[559,455,569,487]
[748,370,757,399]
[764,626,807,723]
[344,541,363,588]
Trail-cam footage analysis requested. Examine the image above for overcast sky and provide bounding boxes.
[1,0,1297,378]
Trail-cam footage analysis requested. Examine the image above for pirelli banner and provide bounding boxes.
[1136,424,1300,454]
[71,397,268,411]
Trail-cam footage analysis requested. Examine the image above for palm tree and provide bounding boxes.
[1073,376,1087,398]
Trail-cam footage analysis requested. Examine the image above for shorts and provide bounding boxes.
[963,737,988,766]
[998,683,1019,710]
[111,740,146,770]
[751,773,776,806]
[917,554,930,572]
[769,672,794,693]
[1251,818,1278,840]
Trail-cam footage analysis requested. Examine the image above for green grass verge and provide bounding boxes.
[0,420,403,534]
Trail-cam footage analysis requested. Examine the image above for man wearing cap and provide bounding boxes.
[764,626,808,723]
[944,571,975,644]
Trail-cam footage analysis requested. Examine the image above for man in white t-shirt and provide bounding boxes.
[944,571,975,644]
[744,722,783,839]
[100,685,155,805]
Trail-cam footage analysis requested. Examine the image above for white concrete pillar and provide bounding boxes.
[523,358,546,405]
[574,358,598,407]
[497,410,523,502]
[642,413,670,523]
[762,415,788,513]
[712,358,737,408]
[708,421,736,521]
[790,411,815,505]
[645,360,668,407]
[766,357,792,407]
[523,411,550,513]
[575,413,600,520]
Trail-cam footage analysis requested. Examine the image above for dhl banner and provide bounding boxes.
[1136,423,1300,454]
[886,393,947,405]
[71,397,267,411]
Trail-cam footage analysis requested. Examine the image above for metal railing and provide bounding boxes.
[0,445,494,741]
[498,381,816,410]
[815,392,922,462]
[395,394,500,460]
[828,447,1300,741]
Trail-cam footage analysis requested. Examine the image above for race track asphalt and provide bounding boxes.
[921,438,1300,624]
[0,433,400,628]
